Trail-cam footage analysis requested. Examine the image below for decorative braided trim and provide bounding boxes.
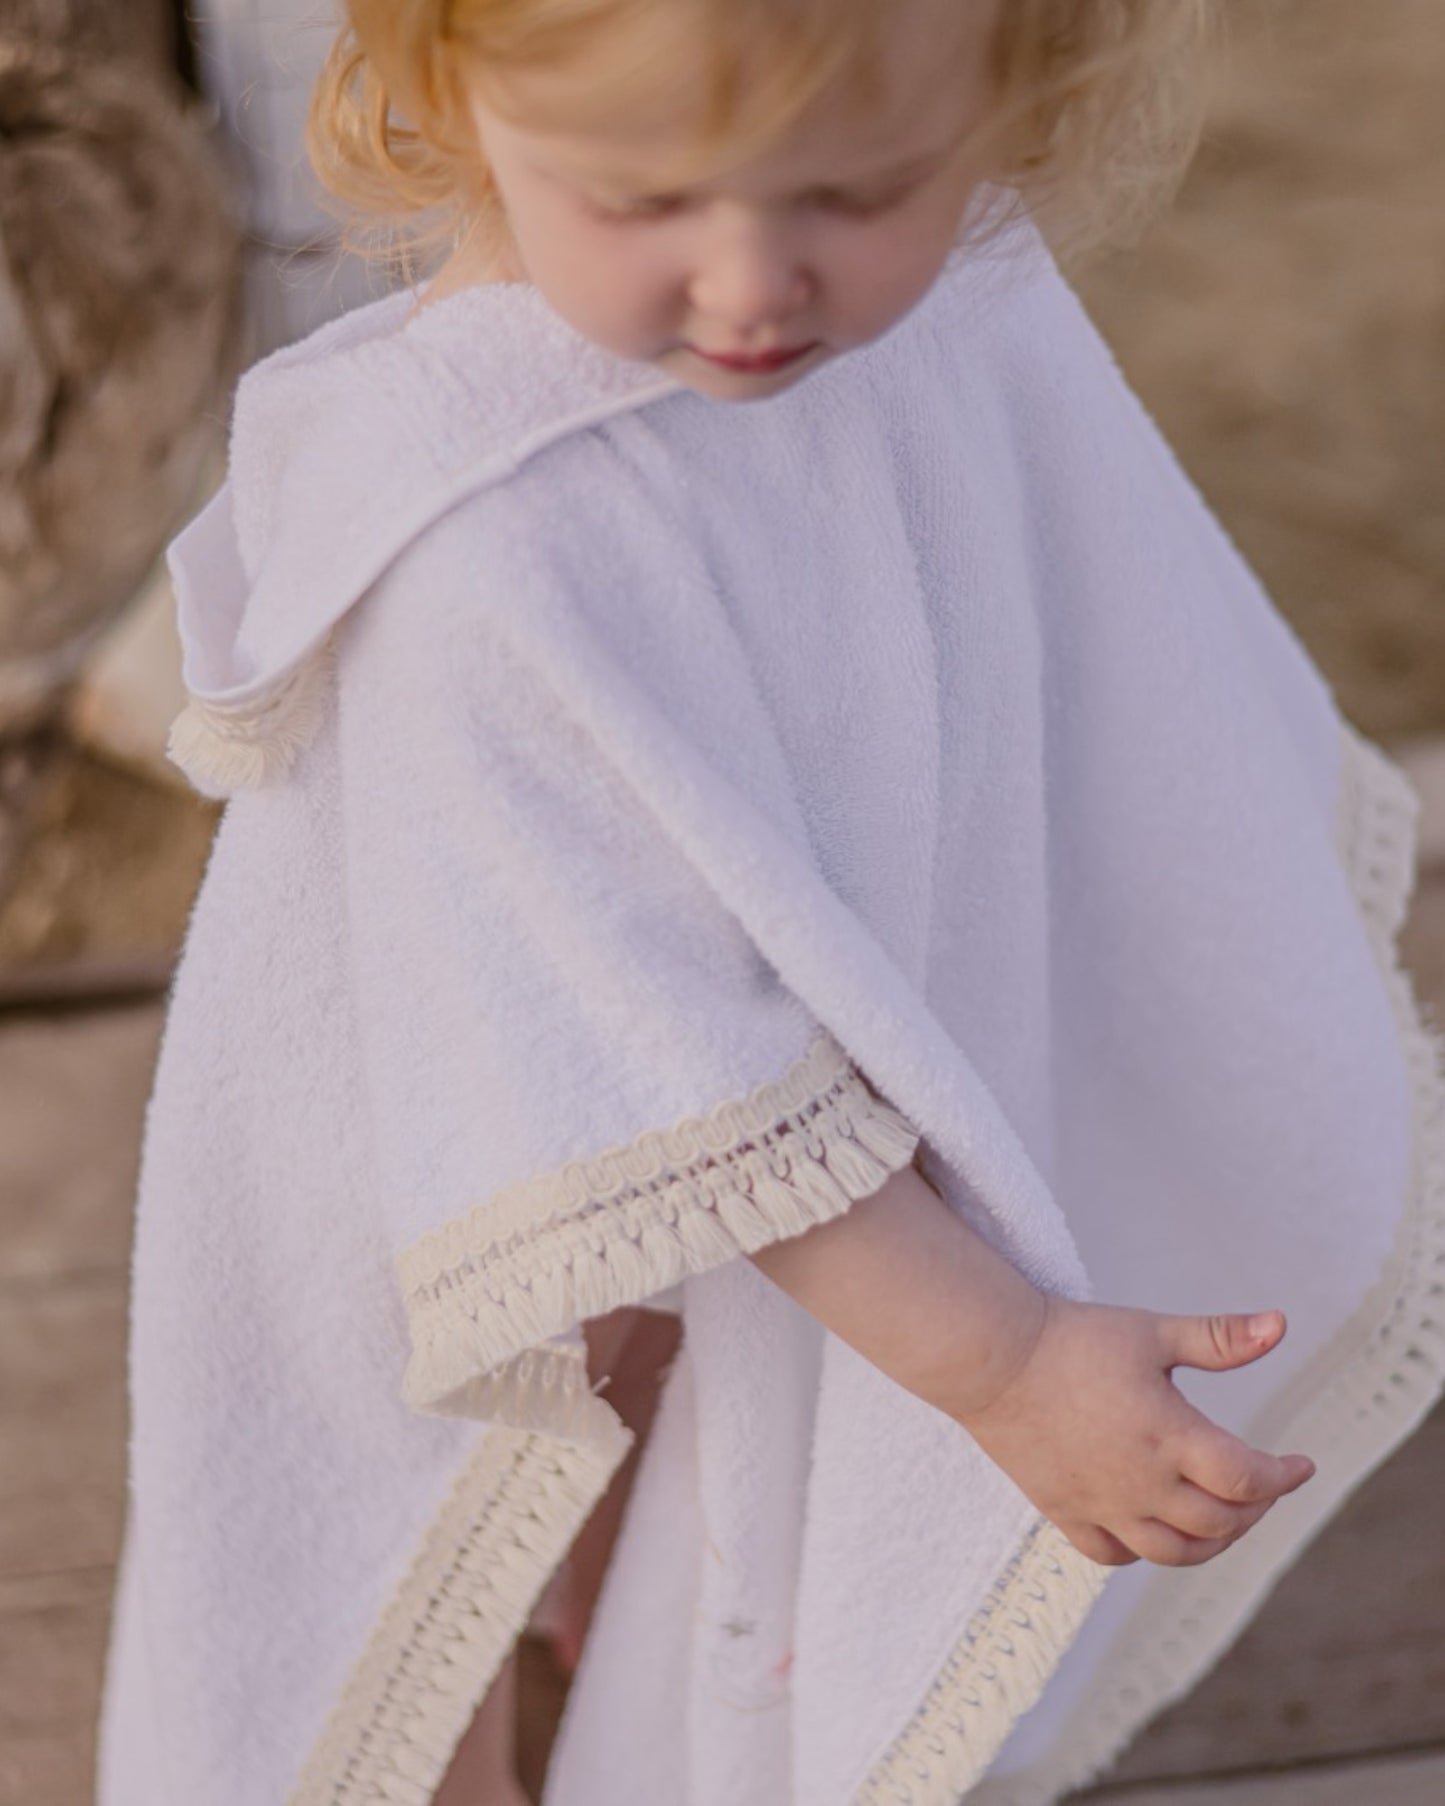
[288,1342,632,1806]
[291,1039,917,1799]
[165,633,337,798]
[969,719,1445,1806]
[855,1521,1109,1805]
[397,1031,922,1416]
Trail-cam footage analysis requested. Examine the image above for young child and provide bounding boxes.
[97,3,1444,1803]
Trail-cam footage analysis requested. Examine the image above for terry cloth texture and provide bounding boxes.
[96,213,1445,1806]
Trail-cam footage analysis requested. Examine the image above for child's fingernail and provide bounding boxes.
[1247,1313,1279,1341]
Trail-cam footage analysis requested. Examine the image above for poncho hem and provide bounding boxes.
[398,1030,923,1415]
[970,720,1445,1806]
[287,1363,631,1806]
[287,1031,923,1800]
[855,1520,1108,1804]
[293,716,1445,1806]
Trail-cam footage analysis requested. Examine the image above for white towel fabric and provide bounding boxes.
[96,214,1445,1806]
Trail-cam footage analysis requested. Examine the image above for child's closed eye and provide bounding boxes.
[586,182,919,224]
[801,183,918,218]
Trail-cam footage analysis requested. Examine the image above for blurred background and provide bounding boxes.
[1,2,1442,1802]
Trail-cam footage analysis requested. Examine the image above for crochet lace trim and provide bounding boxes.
[287,1347,632,1806]
[854,1521,1109,1805]
[286,717,1442,1806]
[966,719,1445,1806]
[287,1034,921,1803]
[396,1031,922,1416]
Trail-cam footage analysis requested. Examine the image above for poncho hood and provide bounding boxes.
[165,277,685,794]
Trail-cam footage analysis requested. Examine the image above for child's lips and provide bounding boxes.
[690,342,819,373]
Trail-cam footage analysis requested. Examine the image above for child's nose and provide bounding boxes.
[686,207,811,335]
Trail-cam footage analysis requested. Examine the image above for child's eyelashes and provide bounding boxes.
[589,192,691,221]
[584,184,914,223]
[809,185,916,219]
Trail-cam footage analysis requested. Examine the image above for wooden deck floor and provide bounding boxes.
[3,877,1443,1804]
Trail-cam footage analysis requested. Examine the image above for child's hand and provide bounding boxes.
[955,1301,1316,1568]
[746,1164,1315,1569]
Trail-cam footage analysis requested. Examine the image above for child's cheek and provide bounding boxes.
[584,227,691,353]
[532,215,678,362]
[828,224,948,347]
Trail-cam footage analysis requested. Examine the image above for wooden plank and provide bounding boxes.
[0,1594,111,1806]
[0,1566,114,1614]
[0,1287,128,1581]
[0,1004,161,1283]
[1086,1749,1445,1805]
[1099,1404,1445,1786]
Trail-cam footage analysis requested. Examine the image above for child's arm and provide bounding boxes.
[746,1161,1315,1568]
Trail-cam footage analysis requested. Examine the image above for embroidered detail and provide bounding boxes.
[397,1031,922,1416]
[166,634,337,798]
[287,1345,632,1806]
[966,720,1445,1806]
[855,1521,1109,1805]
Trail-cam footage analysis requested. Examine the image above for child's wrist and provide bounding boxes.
[748,1161,1053,1427]
[908,1267,1052,1426]
[946,1285,1054,1426]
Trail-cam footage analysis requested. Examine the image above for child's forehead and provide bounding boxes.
[526,100,974,193]
[473,0,994,180]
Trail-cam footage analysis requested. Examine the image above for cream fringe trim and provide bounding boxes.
[288,1345,632,1806]
[969,720,1445,1806]
[289,717,1442,1806]
[855,1522,1109,1805]
[397,1031,922,1416]
[289,1037,920,1802]
[165,634,337,798]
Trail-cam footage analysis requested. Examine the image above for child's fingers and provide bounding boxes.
[1158,1308,1287,1374]
[1060,1521,1139,1567]
[1181,1420,1316,1506]
[1163,1479,1274,1543]
[1127,1519,1234,1569]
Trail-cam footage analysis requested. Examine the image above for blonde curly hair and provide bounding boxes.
[308,0,1217,278]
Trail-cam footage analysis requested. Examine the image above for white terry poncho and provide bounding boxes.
[97,219,1445,1806]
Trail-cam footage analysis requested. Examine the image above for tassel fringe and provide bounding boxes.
[289,720,1444,1806]
[856,1522,1109,1806]
[287,1378,630,1806]
[397,1032,922,1416]
[967,721,1445,1806]
[166,636,337,798]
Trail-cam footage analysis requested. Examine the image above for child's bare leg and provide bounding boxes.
[542,1307,684,1674]
[546,1305,684,1674]
[434,1308,682,1799]
[433,1644,529,1806]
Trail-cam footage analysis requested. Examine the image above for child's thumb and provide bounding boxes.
[1163,1309,1287,1374]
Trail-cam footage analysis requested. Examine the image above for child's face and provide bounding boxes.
[460,8,997,401]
